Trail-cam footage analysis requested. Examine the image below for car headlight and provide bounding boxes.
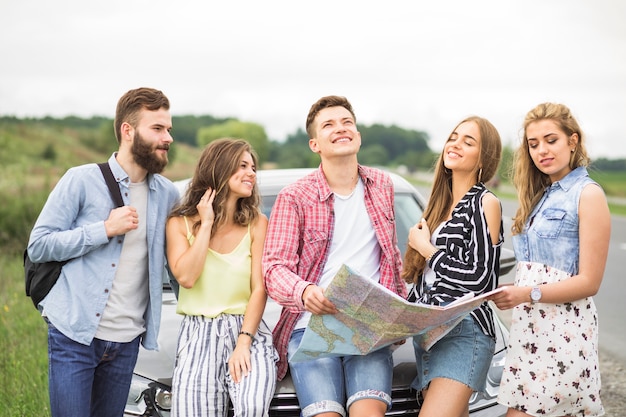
[124,374,172,417]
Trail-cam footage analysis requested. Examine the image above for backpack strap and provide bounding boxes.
[97,162,124,208]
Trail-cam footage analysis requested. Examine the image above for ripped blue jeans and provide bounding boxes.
[287,329,392,417]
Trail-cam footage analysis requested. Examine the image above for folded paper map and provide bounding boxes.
[290,264,502,362]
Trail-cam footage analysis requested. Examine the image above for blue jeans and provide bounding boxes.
[47,320,140,417]
[287,329,393,417]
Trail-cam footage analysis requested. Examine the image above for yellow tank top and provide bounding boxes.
[176,217,252,317]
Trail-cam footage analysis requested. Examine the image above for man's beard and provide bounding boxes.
[132,131,169,174]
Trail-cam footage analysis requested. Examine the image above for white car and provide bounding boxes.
[124,168,514,417]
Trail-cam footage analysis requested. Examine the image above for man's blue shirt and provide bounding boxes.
[27,153,179,350]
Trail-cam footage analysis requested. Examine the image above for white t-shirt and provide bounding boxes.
[295,178,381,329]
[96,180,149,342]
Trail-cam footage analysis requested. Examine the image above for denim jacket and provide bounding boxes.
[513,167,596,275]
[27,153,179,350]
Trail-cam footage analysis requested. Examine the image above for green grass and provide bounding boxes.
[608,202,626,217]
[590,169,626,198]
[0,254,51,416]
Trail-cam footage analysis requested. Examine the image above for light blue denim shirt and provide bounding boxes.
[512,167,597,275]
[27,153,179,350]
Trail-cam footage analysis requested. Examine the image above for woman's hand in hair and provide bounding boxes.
[196,188,216,227]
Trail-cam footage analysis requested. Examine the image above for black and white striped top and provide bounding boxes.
[408,183,503,338]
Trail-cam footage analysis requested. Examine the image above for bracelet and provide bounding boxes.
[239,331,255,340]
[425,248,439,261]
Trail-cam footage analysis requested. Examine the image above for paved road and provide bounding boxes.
[416,184,626,365]
[593,215,626,363]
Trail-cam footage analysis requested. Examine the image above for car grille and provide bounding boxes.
[387,387,420,415]
[265,392,300,416]
[254,386,419,417]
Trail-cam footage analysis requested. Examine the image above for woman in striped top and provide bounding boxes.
[403,116,503,417]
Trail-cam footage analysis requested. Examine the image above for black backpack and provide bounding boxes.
[24,162,124,308]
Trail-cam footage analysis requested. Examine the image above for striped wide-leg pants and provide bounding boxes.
[171,314,278,417]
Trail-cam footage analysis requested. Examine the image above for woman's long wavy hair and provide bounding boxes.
[169,138,261,236]
[511,103,590,235]
[402,116,502,284]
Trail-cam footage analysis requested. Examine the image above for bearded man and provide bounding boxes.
[27,87,180,417]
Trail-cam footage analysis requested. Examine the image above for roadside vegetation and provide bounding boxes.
[1,115,624,414]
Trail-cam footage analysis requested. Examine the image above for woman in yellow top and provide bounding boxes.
[166,138,277,416]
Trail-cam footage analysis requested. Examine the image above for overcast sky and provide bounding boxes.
[2,0,625,158]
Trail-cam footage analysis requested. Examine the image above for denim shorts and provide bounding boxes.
[287,329,393,417]
[411,315,495,393]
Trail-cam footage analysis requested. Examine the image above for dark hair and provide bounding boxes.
[305,95,356,138]
[170,138,260,236]
[114,87,170,144]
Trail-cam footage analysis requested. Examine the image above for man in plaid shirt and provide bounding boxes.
[262,95,407,417]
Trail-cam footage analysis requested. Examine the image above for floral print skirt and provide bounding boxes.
[497,261,604,416]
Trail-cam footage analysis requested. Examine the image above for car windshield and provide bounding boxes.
[261,192,423,258]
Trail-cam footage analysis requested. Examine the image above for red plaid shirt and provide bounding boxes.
[262,165,406,380]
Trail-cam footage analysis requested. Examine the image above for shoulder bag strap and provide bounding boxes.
[97,162,124,208]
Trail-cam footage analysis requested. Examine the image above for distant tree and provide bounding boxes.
[394,149,437,172]
[269,128,316,168]
[497,145,515,182]
[76,120,117,155]
[41,143,57,161]
[172,115,229,146]
[360,124,430,162]
[359,144,389,166]
[99,120,115,142]
[284,128,308,145]
[592,157,626,171]
[271,124,434,169]
[273,143,316,168]
[59,115,109,129]
[197,120,269,162]
[267,140,282,163]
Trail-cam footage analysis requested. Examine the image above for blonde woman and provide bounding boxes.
[492,103,609,416]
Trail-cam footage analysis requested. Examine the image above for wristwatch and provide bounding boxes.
[530,286,542,304]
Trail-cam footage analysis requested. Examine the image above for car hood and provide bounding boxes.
[134,292,180,385]
[134,290,419,389]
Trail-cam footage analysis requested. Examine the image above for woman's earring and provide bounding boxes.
[478,168,483,182]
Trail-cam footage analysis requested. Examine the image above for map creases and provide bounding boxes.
[290,264,502,362]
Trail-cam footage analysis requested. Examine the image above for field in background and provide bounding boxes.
[1,121,625,415]
[0,256,50,415]
[590,170,626,198]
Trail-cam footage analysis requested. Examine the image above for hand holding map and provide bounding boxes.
[290,264,502,362]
